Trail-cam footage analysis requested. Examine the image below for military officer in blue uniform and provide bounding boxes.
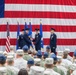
[24,28,32,49]
[50,28,57,54]
[18,29,25,49]
[33,29,41,51]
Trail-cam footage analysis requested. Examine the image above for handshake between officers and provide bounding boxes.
[18,28,41,51]
[18,28,57,54]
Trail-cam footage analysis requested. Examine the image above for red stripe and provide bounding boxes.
[5,0,76,5]
[0,25,76,32]
[5,11,76,19]
[0,39,76,45]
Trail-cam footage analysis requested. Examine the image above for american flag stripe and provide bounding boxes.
[0,39,76,45]
[0,32,76,39]
[5,0,76,5]
[5,4,76,12]
[5,11,76,19]
[0,18,76,25]
[0,25,76,32]
[0,0,76,53]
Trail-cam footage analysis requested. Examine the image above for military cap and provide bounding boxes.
[45,58,54,64]
[0,55,6,61]
[16,49,23,55]
[22,45,29,51]
[30,66,45,75]
[37,50,42,57]
[27,59,34,65]
[44,52,48,58]
[21,29,25,31]
[46,46,50,50]
[50,53,57,61]
[7,53,15,57]
[64,48,70,53]
[57,51,63,56]
[50,28,55,31]
[7,56,14,61]
[57,56,62,61]
[34,58,41,65]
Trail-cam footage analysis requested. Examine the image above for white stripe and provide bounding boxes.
[0,45,76,52]
[0,18,76,26]
[5,4,76,12]
[0,32,76,39]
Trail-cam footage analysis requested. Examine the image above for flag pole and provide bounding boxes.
[29,19,35,52]
[16,21,20,50]
[24,19,28,29]
[5,21,10,52]
[40,19,44,52]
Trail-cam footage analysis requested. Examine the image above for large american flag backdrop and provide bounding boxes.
[0,0,76,54]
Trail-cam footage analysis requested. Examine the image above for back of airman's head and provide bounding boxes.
[6,56,14,65]
[45,58,54,68]
[0,54,6,65]
[22,45,29,53]
[16,49,24,56]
